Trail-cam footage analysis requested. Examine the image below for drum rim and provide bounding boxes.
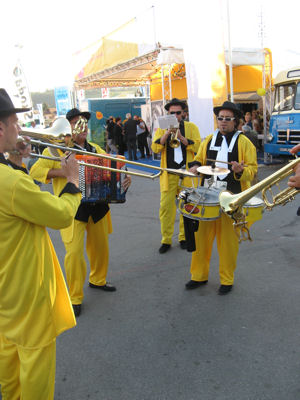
[178,198,220,207]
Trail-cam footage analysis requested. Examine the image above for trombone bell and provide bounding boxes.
[21,117,72,144]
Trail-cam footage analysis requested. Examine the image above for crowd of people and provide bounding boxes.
[105,113,152,160]
[1,88,299,399]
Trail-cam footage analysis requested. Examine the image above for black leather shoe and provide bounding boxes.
[72,304,81,317]
[89,283,116,292]
[185,280,208,290]
[179,240,187,250]
[218,285,233,295]
[159,244,171,254]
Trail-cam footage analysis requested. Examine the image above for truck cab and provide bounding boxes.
[265,67,300,157]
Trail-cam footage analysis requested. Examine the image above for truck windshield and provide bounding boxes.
[273,84,295,112]
[295,82,300,110]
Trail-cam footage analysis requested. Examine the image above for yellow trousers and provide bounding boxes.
[0,334,56,400]
[63,215,110,305]
[160,174,185,245]
[190,212,239,285]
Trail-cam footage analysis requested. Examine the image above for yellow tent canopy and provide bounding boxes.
[74,40,272,104]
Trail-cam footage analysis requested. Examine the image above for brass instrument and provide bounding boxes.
[20,117,198,180]
[219,157,300,240]
[22,117,71,144]
[169,128,180,148]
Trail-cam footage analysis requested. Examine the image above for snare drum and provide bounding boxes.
[242,196,264,223]
[177,187,222,221]
[76,154,127,203]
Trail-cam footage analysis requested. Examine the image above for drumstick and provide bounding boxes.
[205,158,254,168]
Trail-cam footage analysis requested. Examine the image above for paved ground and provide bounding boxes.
[2,161,300,400]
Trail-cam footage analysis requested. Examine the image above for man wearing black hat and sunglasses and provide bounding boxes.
[30,108,131,317]
[186,101,257,295]
[152,98,201,254]
[0,89,81,399]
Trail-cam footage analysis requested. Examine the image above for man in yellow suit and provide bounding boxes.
[187,101,257,295]
[30,108,131,317]
[0,89,81,399]
[151,98,201,253]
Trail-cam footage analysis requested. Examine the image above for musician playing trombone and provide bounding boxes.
[152,98,201,254]
[0,89,81,399]
[187,101,257,295]
[30,108,131,317]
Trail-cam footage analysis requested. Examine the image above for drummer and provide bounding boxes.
[151,98,201,254]
[187,101,257,295]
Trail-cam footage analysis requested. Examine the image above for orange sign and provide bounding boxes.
[96,111,103,120]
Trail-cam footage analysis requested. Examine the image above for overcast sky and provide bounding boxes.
[1,0,299,92]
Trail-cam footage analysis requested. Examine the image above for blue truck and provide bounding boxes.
[265,67,300,158]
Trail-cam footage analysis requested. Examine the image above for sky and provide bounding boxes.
[1,0,299,93]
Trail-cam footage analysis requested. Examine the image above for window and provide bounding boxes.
[294,83,300,110]
[273,84,295,112]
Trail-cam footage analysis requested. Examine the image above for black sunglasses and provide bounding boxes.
[170,111,182,115]
[217,116,235,121]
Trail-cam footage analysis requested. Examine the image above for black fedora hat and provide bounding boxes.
[0,88,31,116]
[165,98,187,111]
[66,108,91,122]
[213,101,243,118]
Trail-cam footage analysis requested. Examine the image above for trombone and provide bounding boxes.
[27,139,198,180]
[28,139,163,179]
[20,119,197,180]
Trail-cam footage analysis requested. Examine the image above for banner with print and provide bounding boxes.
[54,86,73,116]
[11,61,34,124]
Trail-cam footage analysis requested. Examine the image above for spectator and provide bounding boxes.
[113,117,125,155]
[242,124,259,149]
[106,116,117,153]
[244,112,253,129]
[124,113,138,160]
[134,115,151,159]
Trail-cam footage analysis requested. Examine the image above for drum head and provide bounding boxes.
[244,196,264,208]
[183,187,221,206]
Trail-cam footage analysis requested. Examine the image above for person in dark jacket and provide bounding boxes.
[113,117,125,155]
[124,113,138,160]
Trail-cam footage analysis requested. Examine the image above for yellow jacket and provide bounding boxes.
[30,142,113,242]
[151,121,201,191]
[0,164,81,348]
[194,133,257,191]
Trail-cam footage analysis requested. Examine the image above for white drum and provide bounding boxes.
[242,196,264,223]
[177,187,222,221]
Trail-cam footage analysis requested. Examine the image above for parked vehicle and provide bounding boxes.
[265,66,300,158]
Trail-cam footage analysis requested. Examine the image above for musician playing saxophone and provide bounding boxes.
[30,108,131,317]
[187,101,257,295]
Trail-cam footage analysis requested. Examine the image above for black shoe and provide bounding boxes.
[218,285,233,295]
[159,244,171,254]
[185,280,208,290]
[89,282,116,292]
[72,304,81,317]
[179,240,187,250]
